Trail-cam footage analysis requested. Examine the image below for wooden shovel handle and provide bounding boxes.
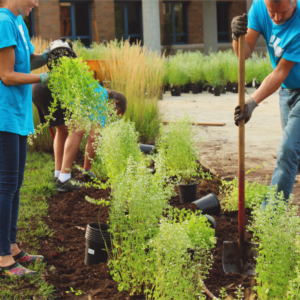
[238,35,246,243]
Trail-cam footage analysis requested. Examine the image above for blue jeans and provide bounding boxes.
[0,132,27,256]
[262,88,300,207]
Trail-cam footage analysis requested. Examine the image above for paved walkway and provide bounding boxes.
[159,88,300,206]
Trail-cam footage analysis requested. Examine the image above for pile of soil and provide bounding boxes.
[37,154,255,299]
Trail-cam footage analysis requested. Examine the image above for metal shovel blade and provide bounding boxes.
[222,241,257,275]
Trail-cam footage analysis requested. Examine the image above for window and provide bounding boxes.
[163,2,188,45]
[23,12,34,37]
[60,2,91,46]
[114,1,143,44]
[217,2,230,43]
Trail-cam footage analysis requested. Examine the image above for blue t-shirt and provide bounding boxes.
[0,8,35,136]
[248,0,300,89]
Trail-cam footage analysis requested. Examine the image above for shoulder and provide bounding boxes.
[0,10,16,31]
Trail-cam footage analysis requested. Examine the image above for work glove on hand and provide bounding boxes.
[42,48,49,61]
[234,97,258,126]
[40,73,50,88]
[231,13,248,42]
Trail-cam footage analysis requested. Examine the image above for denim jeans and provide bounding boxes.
[262,88,300,207]
[0,132,27,256]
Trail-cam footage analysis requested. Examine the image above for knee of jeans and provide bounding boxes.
[16,174,25,191]
[0,180,18,195]
[278,140,299,162]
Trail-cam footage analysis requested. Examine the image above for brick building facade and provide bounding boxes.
[0,0,247,51]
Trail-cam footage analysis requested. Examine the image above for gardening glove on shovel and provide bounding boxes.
[231,13,248,42]
[40,73,50,88]
[234,97,258,126]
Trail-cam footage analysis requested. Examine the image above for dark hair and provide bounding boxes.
[115,94,127,115]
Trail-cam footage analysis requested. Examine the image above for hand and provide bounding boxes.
[231,13,248,42]
[40,73,50,88]
[234,97,258,126]
[42,48,50,61]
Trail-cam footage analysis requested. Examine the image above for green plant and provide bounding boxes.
[167,51,190,87]
[66,287,83,296]
[255,53,273,84]
[185,51,206,85]
[219,287,227,300]
[234,285,244,300]
[156,113,199,184]
[203,54,222,88]
[226,50,239,84]
[250,186,300,299]
[220,165,268,211]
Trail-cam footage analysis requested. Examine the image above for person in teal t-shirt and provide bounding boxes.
[232,0,300,207]
[0,0,50,278]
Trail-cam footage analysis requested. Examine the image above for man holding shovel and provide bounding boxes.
[232,0,300,206]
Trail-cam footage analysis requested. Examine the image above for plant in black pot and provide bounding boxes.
[186,51,205,94]
[226,51,239,94]
[156,113,200,203]
[203,56,222,97]
[167,52,189,97]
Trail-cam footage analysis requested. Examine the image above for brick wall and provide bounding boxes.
[187,1,203,44]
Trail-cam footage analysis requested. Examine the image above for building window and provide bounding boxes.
[60,1,92,46]
[23,11,34,37]
[114,1,143,44]
[163,2,188,45]
[217,2,230,43]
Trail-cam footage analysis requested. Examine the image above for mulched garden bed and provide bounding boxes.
[36,153,255,299]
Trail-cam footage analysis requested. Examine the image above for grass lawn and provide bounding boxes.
[0,151,56,300]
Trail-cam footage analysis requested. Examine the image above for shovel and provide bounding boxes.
[222,35,257,275]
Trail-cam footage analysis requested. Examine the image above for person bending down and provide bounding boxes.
[32,82,127,193]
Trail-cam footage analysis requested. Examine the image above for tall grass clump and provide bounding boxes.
[84,39,165,144]
[203,53,222,88]
[185,51,205,85]
[226,50,239,84]
[254,53,273,84]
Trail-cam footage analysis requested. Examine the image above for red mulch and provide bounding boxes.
[33,153,255,299]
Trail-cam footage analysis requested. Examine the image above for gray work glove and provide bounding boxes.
[40,73,50,88]
[42,48,50,61]
[231,13,248,42]
[234,97,258,126]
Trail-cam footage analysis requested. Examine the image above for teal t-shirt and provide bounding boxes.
[248,0,300,89]
[0,8,35,136]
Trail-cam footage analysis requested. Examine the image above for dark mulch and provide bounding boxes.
[34,153,255,299]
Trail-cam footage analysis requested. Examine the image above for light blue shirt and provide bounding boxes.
[248,0,300,89]
[0,8,35,136]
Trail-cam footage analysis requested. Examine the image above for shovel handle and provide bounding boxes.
[238,35,245,243]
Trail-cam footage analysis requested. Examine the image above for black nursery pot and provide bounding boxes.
[198,84,203,93]
[255,82,261,89]
[183,83,191,93]
[221,86,226,94]
[192,193,221,215]
[164,83,170,92]
[171,86,181,96]
[214,86,221,96]
[191,84,200,94]
[140,144,155,154]
[246,82,253,88]
[209,86,214,94]
[227,82,232,92]
[179,182,199,204]
[204,215,216,229]
[85,223,111,265]
[231,83,238,94]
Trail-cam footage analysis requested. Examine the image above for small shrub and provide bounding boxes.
[203,54,222,88]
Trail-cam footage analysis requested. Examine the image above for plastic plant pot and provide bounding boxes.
[191,193,221,215]
[171,86,181,96]
[198,84,203,93]
[85,223,111,265]
[221,86,226,94]
[227,82,232,92]
[209,86,214,94]
[246,82,253,88]
[191,84,200,94]
[214,86,221,96]
[204,215,216,229]
[255,82,261,89]
[139,144,155,154]
[178,182,199,204]
[183,83,191,93]
[232,83,238,94]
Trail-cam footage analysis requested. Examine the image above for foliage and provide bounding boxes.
[226,51,239,84]
[167,51,190,87]
[203,53,222,87]
[185,51,206,84]
[73,39,107,60]
[255,53,273,84]
[220,165,268,211]
[156,113,199,184]
[96,119,143,187]
[249,186,300,299]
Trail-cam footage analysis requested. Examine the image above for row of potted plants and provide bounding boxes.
[164,50,273,97]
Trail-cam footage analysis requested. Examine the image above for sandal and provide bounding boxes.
[13,250,44,264]
[0,262,37,278]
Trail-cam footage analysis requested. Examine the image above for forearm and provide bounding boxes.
[232,40,252,59]
[2,72,41,86]
[30,54,47,71]
[252,70,285,104]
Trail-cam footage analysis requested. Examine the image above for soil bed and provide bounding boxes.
[37,154,255,299]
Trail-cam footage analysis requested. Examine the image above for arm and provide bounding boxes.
[233,28,260,59]
[252,58,296,104]
[0,46,41,86]
[30,53,47,71]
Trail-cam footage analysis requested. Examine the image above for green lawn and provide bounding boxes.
[0,151,56,300]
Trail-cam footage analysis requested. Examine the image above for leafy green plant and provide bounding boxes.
[156,113,199,184]
[203,54,222,88]
[220,165,268,211]
[167,51,190,87]
[226,50,239,84]
[249,186,300,299]
[255,53,273,84]
[185,51,206,85]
